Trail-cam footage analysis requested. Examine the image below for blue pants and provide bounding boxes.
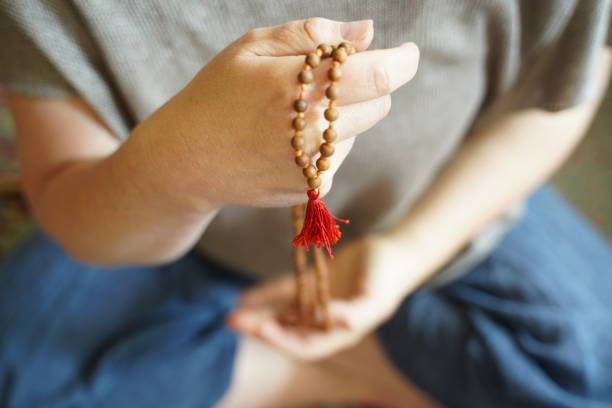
[1,186,611,407]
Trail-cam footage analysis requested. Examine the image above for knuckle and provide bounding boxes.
[371,64,392,95]
[379,94,392,117]
[239,27,263,44]
[302,17,331,45]
[271,23,298,46]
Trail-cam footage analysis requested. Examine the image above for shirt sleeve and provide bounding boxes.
[482,0,611,115]
[0,4,76,97]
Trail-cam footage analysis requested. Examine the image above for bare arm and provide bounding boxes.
[7,18,418,266]
[9,94,220,265]
[220,46,612,361]
[385,46,612,295]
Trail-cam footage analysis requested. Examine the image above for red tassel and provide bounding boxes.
[292,189,350,259]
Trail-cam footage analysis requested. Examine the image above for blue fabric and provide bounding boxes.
[378,185,612,408]
[0,185,611,407]
[0,232,252,407]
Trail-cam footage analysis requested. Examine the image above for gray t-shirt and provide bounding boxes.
[1,1,610,284]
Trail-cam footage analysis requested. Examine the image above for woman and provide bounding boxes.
[1,1,611,407]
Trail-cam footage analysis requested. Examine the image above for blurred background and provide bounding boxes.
[1,84,611,258]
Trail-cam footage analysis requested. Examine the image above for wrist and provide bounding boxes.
[108,130,222,218]
[372,232,440,299]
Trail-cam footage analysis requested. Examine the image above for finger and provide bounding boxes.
[329,94,392,143]
[253,299,370,361]
[314,136,355,198]
[258,318,359,361]
[238,275,295,308]
[296,93,391,156]
[226,306,274,339]
[305,42,419,106]
[237,18,374,57]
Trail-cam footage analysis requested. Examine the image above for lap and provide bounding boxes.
[378,185,612,408]
[3,185,611,408]
[0,231,251,407]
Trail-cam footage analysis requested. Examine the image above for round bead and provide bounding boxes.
[298,70,314,84]
[338,41,355,55]
[323,127,338,142]
[317,44,333,58]
[302,164,317,178]
[308,175,322,189]
[332,47,347,63]
[320,142,335,157]
[294,99,308,112]
[305,53,320,68]
[316,157,330,171]
[295,154,309,167]
[325,84,339,100]
[328,67,342,81]
[292,117,307,130]
[291,135,305,149]
[324,107,339,122]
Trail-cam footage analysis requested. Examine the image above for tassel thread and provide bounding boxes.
[292,189,350,258]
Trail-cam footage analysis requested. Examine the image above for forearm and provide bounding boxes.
[30,142,219,266]
[385,48,611,295]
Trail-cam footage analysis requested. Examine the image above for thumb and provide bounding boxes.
[236,17,374,57]
[238,275,296,308]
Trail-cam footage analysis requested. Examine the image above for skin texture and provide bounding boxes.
[222,46,611,406]
[7,14,611,408]
[9,18,418,265]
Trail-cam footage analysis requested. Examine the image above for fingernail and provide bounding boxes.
[341,19,372,41]
[400,41,419,54]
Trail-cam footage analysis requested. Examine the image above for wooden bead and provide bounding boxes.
[323,127,337,142]
[320,142,335,157]
[325,84,339,100]
[302,164,317,178]
[308,175,322,189]
[316,157,330,171]
[295,154,309,167]
[291,135,305,149]
[294,99,308,112]
[324,107,339,122]
[317,43,333,58]
[305,53,320,68]
[332,47,347,63]
[298,69,314,84]
[328,67,342,81]
[338,41,355,55]
[292,117,307,130]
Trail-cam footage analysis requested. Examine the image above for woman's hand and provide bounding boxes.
[227,235,420,361]
[123,18,419,212]
[8,17,417,265]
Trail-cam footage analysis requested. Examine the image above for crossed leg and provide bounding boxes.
[220,186,612,408]
[217,334,437,408]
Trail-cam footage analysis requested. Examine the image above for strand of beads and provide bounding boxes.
[288,41,355,330]
[291,41,355,190]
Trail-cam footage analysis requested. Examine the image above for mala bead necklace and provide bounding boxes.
[282,41,355,330]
